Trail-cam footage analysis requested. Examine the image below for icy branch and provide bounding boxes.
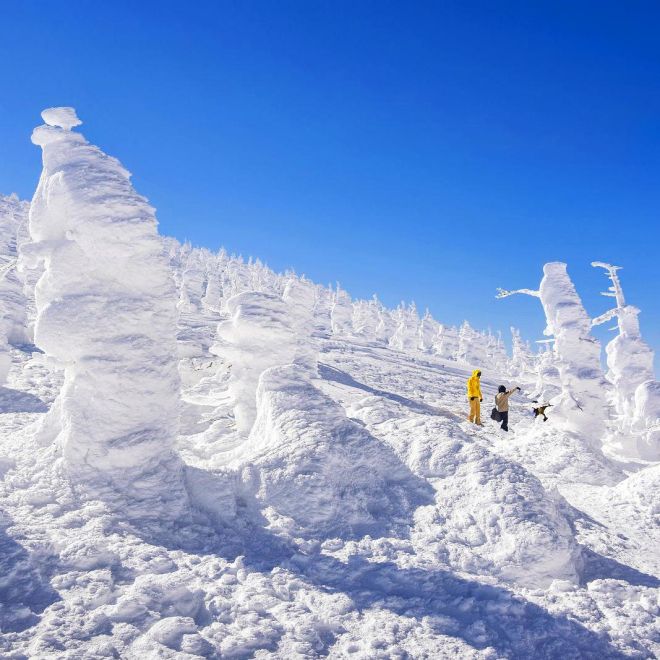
[591,309,618,327]
[495,287,541,299]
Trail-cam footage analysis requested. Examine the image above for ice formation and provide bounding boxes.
[21,108,186,513]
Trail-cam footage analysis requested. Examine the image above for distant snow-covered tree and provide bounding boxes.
[433,324,459,361]
[330,285,354,336]
[389,302,419,352]
[418,309,440,353]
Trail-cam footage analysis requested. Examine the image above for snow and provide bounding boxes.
[0,107,658,658]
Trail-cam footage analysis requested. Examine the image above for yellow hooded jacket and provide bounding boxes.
[466,369,482,400]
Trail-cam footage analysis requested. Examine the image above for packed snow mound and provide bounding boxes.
[240,364,434,539]
[21,109,186,516]
[346,401,580,588]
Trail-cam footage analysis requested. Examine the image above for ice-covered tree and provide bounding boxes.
[330,285,354,336]
[389,302,419,352]
[456,321,488,367]
[214,291,299,436]
[591,262,655,419]
[0,194,29,384]
[352,296,381,340]
[22,108,186,513]
[432,324,459,361]
[418,309,440,353]
[497,262,610,437]
[510,327,535,379]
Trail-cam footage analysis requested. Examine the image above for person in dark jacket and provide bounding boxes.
[495,385,521,432]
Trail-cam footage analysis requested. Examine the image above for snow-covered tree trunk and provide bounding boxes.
[0,194,29,384]
[22,108,186,513]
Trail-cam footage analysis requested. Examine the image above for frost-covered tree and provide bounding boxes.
[456,321,488,367]
[375,305,397,345]
[497,262,610,438]
[484,330,508,373]
[432,324,459,361]
[0,194,29,384]
[330,285,354,336]
[214,291,299,436]
[22,108,186,513]
[352,296,381,340]
[389,302,419,352]
[510,327,535,379]
[418,309,440,353]
[282,277,318,374]
[591,262,655,419]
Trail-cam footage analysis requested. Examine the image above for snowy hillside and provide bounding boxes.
[0,109,658,659]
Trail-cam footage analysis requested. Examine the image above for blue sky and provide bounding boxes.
[1,1,659,361]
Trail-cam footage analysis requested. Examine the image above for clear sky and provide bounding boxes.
[1,1,659,362]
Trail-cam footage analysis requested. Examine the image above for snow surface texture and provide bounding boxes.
[20,109,187,518]
[0,109,658,657]
[0,194,29,384]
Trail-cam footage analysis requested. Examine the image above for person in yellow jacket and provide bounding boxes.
[466,369,483,425]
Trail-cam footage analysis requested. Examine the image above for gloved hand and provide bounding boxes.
[517,387,521,391]
[470,397,476,401]
[480,398,483,402]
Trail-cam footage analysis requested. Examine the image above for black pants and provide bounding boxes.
[500,411,509,431]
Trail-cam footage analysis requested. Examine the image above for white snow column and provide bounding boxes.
[282,277,318,374]
[539,263,610,436]
[389,303,420,352]
[432,324,459,361]
[0,194,29,383]
[23,108,186,510]
[604,305,655,422]
[214,291,298,436]
[418,309,440,352]
[241,364,431,539]
[330,286,354,336]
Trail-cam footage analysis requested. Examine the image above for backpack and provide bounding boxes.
[491,394,502,422]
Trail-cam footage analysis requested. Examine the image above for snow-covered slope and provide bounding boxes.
[0,109,658,658]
